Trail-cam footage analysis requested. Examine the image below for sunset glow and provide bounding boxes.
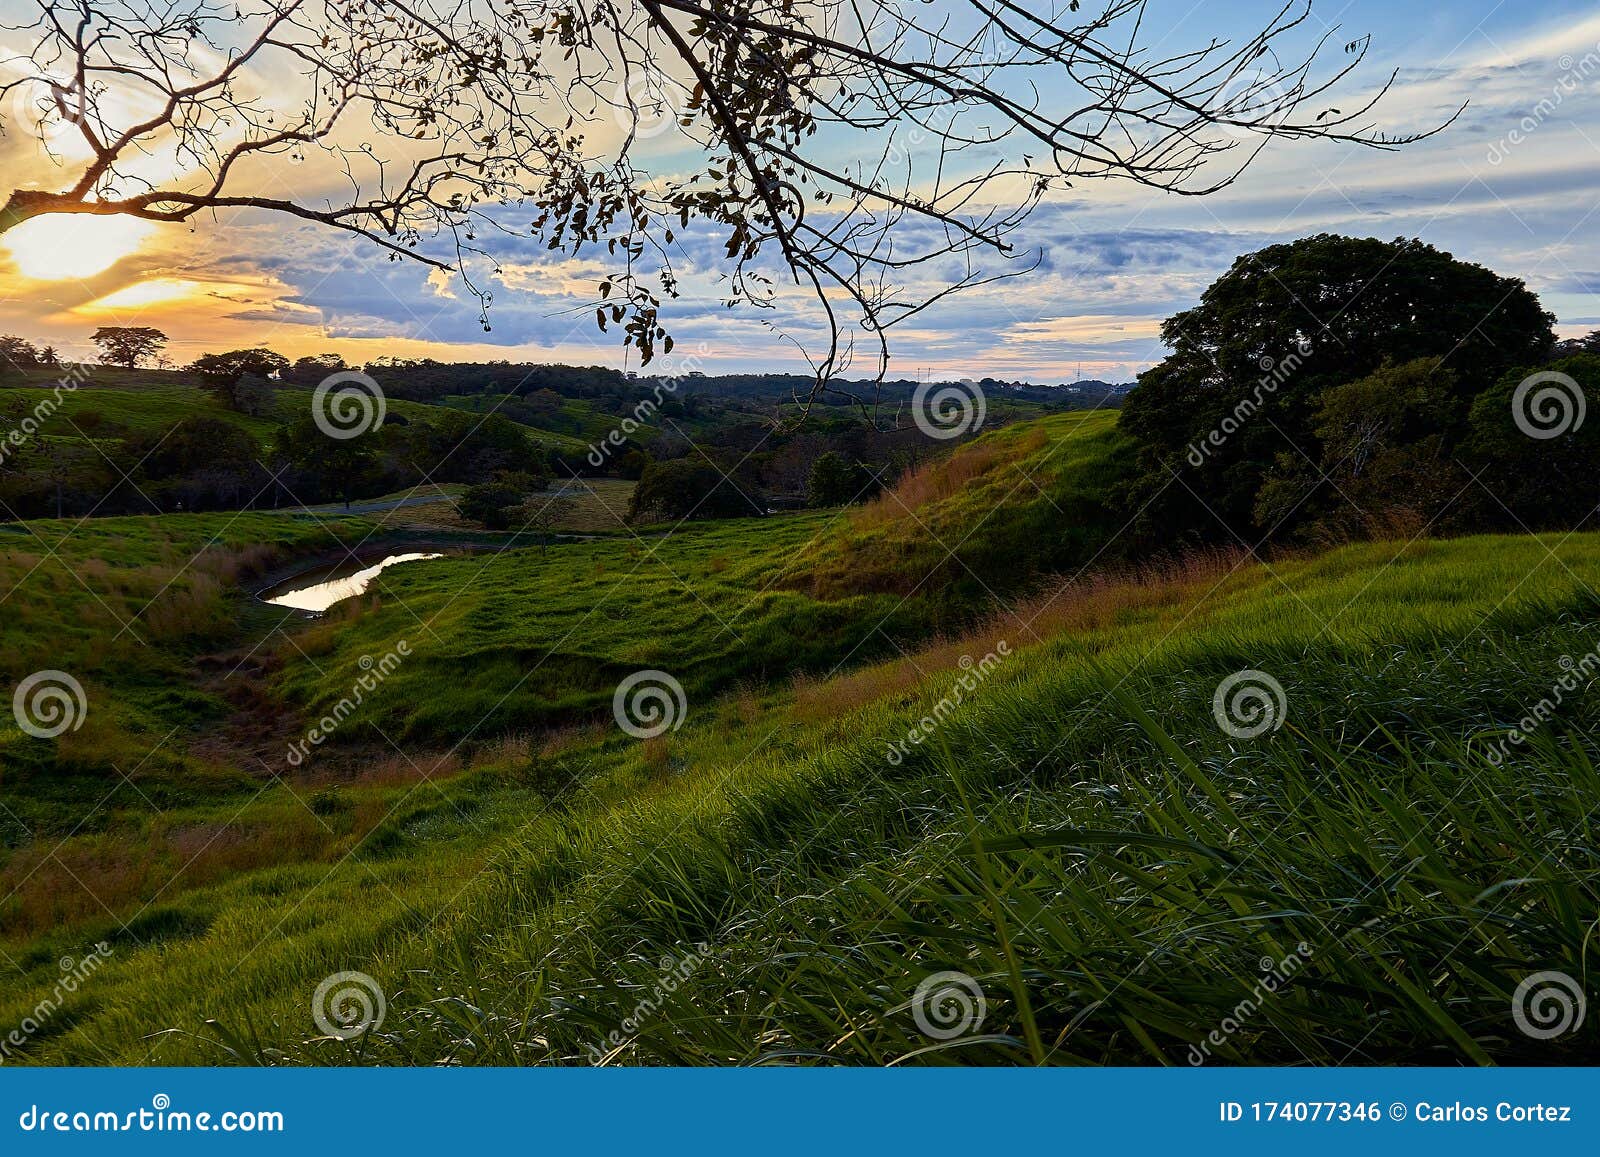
[78,277,214,312]
[1,214,156,280]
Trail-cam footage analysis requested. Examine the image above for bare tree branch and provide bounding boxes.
[0,0,1453,415]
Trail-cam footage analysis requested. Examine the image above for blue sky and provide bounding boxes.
[1,0,1596,381]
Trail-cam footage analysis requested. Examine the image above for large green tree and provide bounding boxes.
[272,415,381,509]
[806,451,866,508]
[1464,354,1600,531]
[1118,235,1554,543]
[630,458,763,523]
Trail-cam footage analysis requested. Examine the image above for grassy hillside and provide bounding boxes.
[1,368,589,453]
[265,411,1135,743]
[0,513,369,834]
[3,513,1599,1064]
[270,512,929,744]
[436,393,617,448]
[788,409,1133,600]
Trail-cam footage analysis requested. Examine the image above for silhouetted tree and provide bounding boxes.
[192,348,289,385]
[288,354,350,385]
[0,334,42,370]
[90,326,166,369]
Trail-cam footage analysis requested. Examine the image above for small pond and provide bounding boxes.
[262,552,444,612]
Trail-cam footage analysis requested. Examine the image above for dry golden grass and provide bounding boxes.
[141,573,228,642]
[547,478,636,532]
[0,817,331,937]
[298,750,463,788]
[790,549,1250,726]
[641,735,672,779]
[852,427,1047,530]
[375,479,637,534]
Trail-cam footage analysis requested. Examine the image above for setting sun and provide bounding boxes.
[1,213,156,280]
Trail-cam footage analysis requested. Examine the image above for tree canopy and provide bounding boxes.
[90,326,167,369]
[1117,235,1555,542]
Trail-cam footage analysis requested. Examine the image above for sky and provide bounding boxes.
[0,0,1597,383]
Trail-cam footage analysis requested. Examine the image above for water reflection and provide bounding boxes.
[264,552,443,612]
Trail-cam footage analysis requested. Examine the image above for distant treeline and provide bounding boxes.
[356,358,1127,408]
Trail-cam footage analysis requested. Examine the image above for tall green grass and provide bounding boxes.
[7,527,1600,1064]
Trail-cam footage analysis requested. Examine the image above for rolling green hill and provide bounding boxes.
[1,409,1595,1066]
[788,409,1133,600]
[3,516,1598,1064]
[0,368,590,453]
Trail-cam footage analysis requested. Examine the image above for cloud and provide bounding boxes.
[2,3,1598,381]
